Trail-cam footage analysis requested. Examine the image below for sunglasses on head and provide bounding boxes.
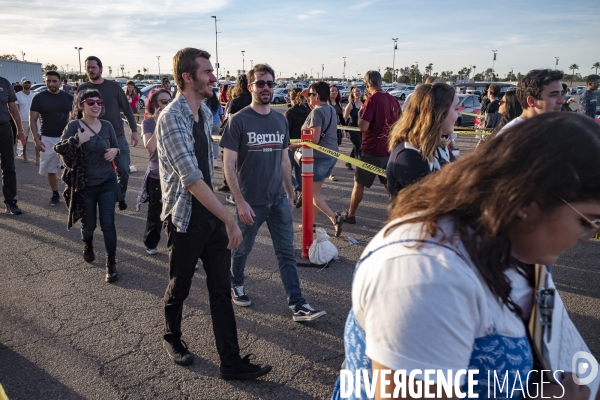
[82,99,103,106]
[252,80,276,88]
[158,99,172,105]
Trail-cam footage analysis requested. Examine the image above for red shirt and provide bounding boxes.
[361,91,401,157]
[126,92,139,110]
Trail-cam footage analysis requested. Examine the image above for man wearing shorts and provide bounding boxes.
[30,70,73,206]
[15,77,39,164]
[344,70,400,224]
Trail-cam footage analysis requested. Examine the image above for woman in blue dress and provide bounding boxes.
[333,112,600,400]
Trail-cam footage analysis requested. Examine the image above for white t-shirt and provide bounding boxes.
[495,116,525,137]
[352,217,532,380]
[15,91,35,122]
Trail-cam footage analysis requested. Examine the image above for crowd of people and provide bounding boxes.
[1,46,600,397]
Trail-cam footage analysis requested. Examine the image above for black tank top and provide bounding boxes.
[349,102,359,127]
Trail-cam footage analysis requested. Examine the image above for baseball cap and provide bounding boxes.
[162,77,170,83]
[21,77,31,83]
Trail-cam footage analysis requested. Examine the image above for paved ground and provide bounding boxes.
[0,120,598,400]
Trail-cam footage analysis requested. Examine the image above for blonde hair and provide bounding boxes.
[289,88,303,106]
[388,83,455,162]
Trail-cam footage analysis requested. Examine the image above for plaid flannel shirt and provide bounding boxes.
[156,94,214,232]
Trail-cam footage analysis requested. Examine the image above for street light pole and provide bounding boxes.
[211,16,220,81]
[491,50,498,82]
[250,60,253,69]
[156,56,161,80]
[392,38,398,83]
[555,57,559,70]
[241,51,245,74]
[343,57,346,81]
[75,47,83,81]
[321,64,324,80]
[20,51,25,61]
[120,64,124,77]
[414,62,419,85]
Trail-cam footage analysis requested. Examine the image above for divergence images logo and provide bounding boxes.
[572,351,598,385]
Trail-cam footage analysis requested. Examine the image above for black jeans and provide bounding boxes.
[0,123,17,204]
[163,213,242,367]
[143,177,162,249]
[348,130,362,160]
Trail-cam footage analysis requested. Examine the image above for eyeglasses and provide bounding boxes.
[560,198,600,241]
[252,80,276,88]
[158,99,172,105]
[308,92,317,97]
[82,99,103,106]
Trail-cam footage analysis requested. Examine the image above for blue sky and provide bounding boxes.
[2,0,599,80]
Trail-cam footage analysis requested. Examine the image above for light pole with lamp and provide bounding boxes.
[491,50,498,82]
[211,16,220,80]
[321,64,324,80]
[392,38,398,83]
[468,64,472,80]
[343,57,346,81]
[20,51,25,61]
[241,51,245,74]
[156,56,161,81]
[555,57,559,70]
[414,62,419,85]
[75,47,83,82]
[120,64,125,77]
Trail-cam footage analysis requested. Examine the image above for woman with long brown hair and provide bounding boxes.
[333,112,600,399]
[125,80,140,122]
[386,83,459,198]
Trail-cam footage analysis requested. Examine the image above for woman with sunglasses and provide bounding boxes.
[333,112,600,400]
[490,89,523,137]
[125,80,140,122]
[135,88,172,255]
[302,81,344,237]
[60,89,120,283]
[343,86,363,170]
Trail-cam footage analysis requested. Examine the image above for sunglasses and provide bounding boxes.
[560,198,600,241]
[308,92,317,97]
[82,99,103,106]
[252,80,276,88]
[158,99,172,105]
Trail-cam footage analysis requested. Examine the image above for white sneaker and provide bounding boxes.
[231,285,252,307]
[146,247,158,255]
[225,195,236,205]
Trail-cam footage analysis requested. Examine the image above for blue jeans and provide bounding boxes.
[288,149,302,191]
[81,174,118,257]
[230,196,305,306]
[114,135,130,199]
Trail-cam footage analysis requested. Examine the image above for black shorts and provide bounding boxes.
[354,153,389,188]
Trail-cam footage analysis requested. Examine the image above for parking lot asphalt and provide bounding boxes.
[0,123,598,400]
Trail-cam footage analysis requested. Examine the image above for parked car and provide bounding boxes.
[138,84,161,109]
[455,94,482,126]
[32,86,47,94]
[30,83,46,91]
[390,86,415,100]
[272,88,291,104]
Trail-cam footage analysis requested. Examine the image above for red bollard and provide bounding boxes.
[301,128,314,258]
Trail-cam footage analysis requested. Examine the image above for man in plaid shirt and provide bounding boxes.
[156,47,271,380]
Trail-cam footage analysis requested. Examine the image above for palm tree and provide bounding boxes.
[593,62,600,74]
[569,64,579,86]
[425,63,433,78]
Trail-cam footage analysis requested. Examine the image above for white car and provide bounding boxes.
[390,86,415,100]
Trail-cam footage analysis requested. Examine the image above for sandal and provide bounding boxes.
[333,212,343,238]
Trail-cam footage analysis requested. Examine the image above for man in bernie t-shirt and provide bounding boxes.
[220,64,326,322]
[30,70,73,207]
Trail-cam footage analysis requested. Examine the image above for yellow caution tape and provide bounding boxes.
[461,111,481,118]
[0,383,8,400]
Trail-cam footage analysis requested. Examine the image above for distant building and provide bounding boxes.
[0,59,43,84]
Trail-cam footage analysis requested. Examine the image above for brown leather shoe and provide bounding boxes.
[83,242,95,263]
[105,256,118,283]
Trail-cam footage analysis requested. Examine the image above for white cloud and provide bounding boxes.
[297,9,325,21]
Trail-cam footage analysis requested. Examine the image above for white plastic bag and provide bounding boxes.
[309,227,339,265]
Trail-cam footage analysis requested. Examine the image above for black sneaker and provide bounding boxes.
[163,340,194,366]
[292,303,326,322]
[5,202,22,215]
[343,212,356,224]
[216,184,230,193]
[231,285,251,307]
[219,354,272,380]
[118,200,127,210]
[49,193,60,207]
[294,190,302,208]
